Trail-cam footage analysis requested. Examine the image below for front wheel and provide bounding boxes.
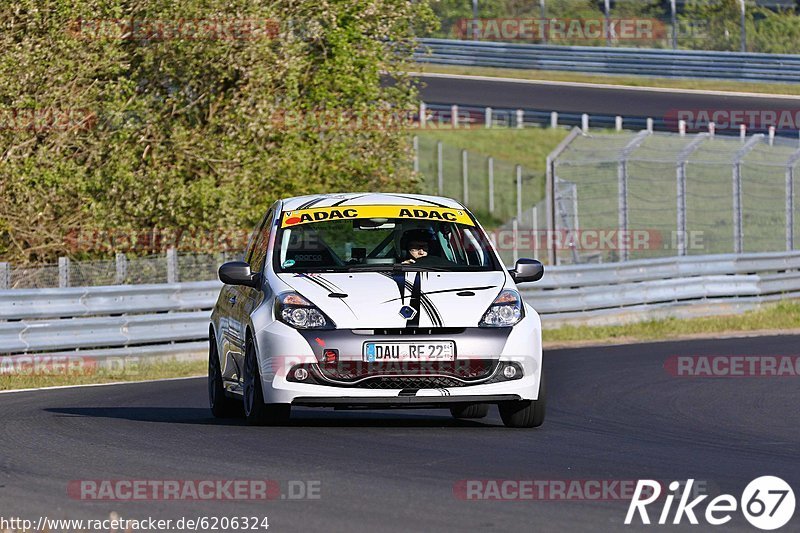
[499,373,546,428]
[243,336,290,426]
[208,335,243,418]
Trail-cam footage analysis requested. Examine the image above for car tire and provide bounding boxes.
[208,335,243,418]
[243,335,290,426]
[499,373,546,428]
[449,403,490,419]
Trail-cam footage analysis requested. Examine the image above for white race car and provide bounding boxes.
[209,193,545,428]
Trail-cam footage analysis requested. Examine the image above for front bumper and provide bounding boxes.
[254,306,543,405]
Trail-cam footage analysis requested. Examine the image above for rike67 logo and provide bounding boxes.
[625,477,795,530]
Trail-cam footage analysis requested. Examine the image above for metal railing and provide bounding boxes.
[1,251,798,356]
[416,38,800,83]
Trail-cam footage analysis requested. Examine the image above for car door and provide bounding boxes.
[221,210,272,386]
[228,208,275,385]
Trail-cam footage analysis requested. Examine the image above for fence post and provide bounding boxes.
[516,109,524,129]
[604,0,611,46]
[618,130,651,261]
[676,133,710,256]
[670,0,678,49]
[786,149,800,250]
[115,252,128,284]
[485,107,492,128]
[739,0,746,52]
[550,111,558,129]
[733,135,764,254]
[58,256,70,288]
[437,141,443,196]
[545,128,582,266]
[532,206,538,257]
[488,157,495,215]
[0,262,9,290]
[419,102,426,129]
[516,165,523,222]
[167,247,178,283]
[462,149,469,206]
[512,217,519,265]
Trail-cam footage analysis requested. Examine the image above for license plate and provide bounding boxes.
[363,341,455,362]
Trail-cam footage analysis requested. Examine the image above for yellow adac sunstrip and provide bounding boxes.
[280,205,474,228]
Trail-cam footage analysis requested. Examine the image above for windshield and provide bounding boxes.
[273,207,500,273]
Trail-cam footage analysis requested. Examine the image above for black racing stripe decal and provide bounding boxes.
[403,274,443,327]
[379,271,407,305]
[296,274,357,317]
[380,285,497,304]
[408,272,422,327]
[330,194,368,206]
[385,194,452,208]
[296,197,325,210]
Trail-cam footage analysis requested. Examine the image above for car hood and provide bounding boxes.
[276,271,508,329]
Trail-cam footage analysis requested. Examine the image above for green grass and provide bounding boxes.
[0,358,206,391]
[415,64,800,97]
[543,300,800,345]
[415,128,569,226]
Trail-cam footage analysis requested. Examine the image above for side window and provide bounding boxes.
[245,210,272,264]
[249,209,275,273]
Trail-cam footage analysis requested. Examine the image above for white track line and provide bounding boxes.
[0,374,205,395]
[410,71,800,100]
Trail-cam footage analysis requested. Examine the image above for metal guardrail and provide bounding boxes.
[1,252,799,356]
[416,39,800,83]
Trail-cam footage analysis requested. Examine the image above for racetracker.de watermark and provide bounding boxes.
[453,18,669,42]
[0,108,97,132]
[665,355,800,378]
[665,109,800,132]
[0,355,140,376]
[68,479,321,501]
[67,17,279,41]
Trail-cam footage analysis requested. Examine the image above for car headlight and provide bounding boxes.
[275,292,335,329]
[479,289,524,327]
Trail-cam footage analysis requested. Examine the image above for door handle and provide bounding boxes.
[229,296,237,304]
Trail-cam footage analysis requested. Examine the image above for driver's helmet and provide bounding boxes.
[400,228,437,259]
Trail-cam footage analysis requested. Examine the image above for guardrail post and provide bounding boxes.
[451,104,458,128]
[769,127,775,146]
[709,122,716,138]
[437,141,443,196]
[488,157,495,215]
[419,102,426,129]
[0,262,9,290]
[516,165,523,222]
[615,116,623,132]
[167,248,178,283]
[740,124,747,141]
[58,256,70,288]
[581,114,589,133]
[516,109,524,129]
[462,149,469,206]
[679,120,686,137]
[646,118,654,133]
[115,252,128,284]
[412,135,419,174]
[485,107,492,128]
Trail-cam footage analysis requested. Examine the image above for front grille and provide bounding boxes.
[315,360,497,382]
[356,376,466,389]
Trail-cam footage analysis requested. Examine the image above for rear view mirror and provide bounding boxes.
[219,261,260,289]
[510,258,544,283]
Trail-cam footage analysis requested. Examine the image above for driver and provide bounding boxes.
[400,228,452,266]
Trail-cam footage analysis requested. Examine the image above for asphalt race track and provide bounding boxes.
[416,74,800,118]
[1,334,798,532]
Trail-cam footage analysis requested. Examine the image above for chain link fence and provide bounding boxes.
[550,129,800,265]
[0,251,243,289]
